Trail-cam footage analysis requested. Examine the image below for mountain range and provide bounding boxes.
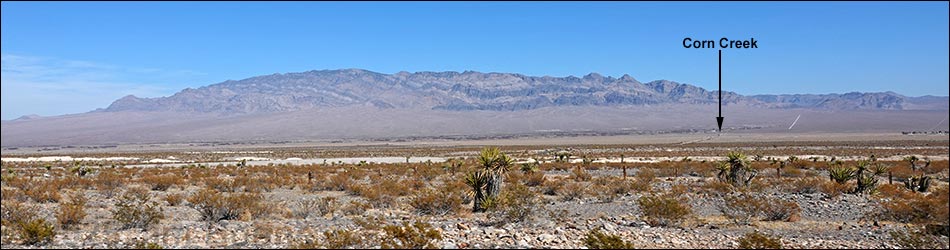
[102,69,941,114]
[2,69,948,147]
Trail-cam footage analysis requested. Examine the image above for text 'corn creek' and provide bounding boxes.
[683,37,758,49]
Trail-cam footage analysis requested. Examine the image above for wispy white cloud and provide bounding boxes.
[1,54,204,120]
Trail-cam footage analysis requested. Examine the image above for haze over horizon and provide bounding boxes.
[2,1,949,120]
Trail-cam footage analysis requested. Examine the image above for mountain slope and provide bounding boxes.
[104,69,926,114]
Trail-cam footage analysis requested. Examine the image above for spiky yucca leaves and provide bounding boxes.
[853,161,878,194]
[828,166,855,184]
[904,175,932,192]
[465,170,490,212]
[718,152,756,187]
[478,147,513,201]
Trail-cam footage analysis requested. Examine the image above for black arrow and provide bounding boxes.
[717,50,724,132]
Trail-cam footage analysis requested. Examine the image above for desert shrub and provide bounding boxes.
[571,166,592,182]
[541,178,564,196]
[291,197,337,219]
[321,229,363,249]
[23,180,61,203]
[637,194,692,227]
[95,170,127,198]
[759,197,800,222]
[632,168,655,192]
[164,193,183,206]
[819,181,853,198]
[582,229,634,249]
[523,171,545,187]
[379,221,443,249]
[491,183,539,224]
[141,174,182,191]
[877,186,949,224]
[57,191,87,229]
[784,177,823,194]
[410,185,463,216]
[737,231,783,249]
[890,226,949,249]
[721,193,761,225]
[113,187,164,230]
[204,177,237,192]
[669,183,689,197]
[701,180,735,196]
[560,182,587,201]
[1,201,37,227]
[187,188,267,222]
[17,218,56,246]
[133,241,164,249]
[341,200,370,216]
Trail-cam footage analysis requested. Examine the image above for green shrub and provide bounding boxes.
[17,218,56,246]
[583,229,634,249]
[737,231,783,249]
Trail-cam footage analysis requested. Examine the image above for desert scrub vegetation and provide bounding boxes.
[737,231,783,249]
[379,221,443,249]
[487,183,540,225]
[56,191,87,229]
[410,182,463,216]
[890,225,950,249]
[637,193,692,227]
[187,188,269,222]
[720,193,800,225]
[113,187,164,230]
[2,201,55,246]
[873,185,949,225]
[582,229,635,249]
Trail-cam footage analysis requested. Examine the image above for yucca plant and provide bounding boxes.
[718,152,756,187]
[904,175,932,192]
[464,170,490,212]
[828,166,855,184]
[478,147,513,200]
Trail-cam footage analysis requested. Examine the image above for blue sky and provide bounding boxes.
[2,1,948,120]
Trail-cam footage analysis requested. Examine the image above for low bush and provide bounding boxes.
[491,183,539,224]
[164,193,183,206]
[582,229,634,249]
[291,197,337,219]
[113,187,164,230]
[187,188,268,222]
[737,231,783,249]
[410,185,463,216]
[890,226,949,249]
[57,191,87,229]
[379,221,443,249]
[560,182,587,201]
[637,194,691,227]
[141,174,182,191]
[17,218,56,246]
[523,171,546,187]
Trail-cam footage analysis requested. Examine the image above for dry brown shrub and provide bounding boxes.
[164,192,184,206]
[56,191,87,229]
[560,182,587,201]
[187,188,269,222]
[23,180,62,203]
[819,181,853,198]
[410,183,463,216]
[523,171,546,187]
[877,186,949,224]
[141,174,182,191]
[638,194,692,227]
[95,171,127,198]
